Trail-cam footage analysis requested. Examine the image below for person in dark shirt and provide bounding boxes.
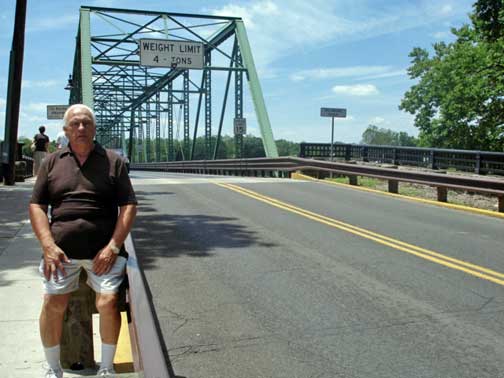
[33,125,50,176]
[29,104,137,378]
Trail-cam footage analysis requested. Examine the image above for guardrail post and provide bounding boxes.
[499,196,504,213]
[61,271,96,370]
[348,175,358,185]
[61,270,128,370]
[437,187,448,202]
[345,145,351,161]
[14,160,26,182]
[475,152,481,174]
[388,180,398,194]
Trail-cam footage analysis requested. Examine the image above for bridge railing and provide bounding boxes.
[131,157,504,212]
[299,143,504,175]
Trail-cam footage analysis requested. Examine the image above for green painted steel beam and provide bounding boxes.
[234,20,278,158]
[79,8,94,108]
[109,21,236,122]
[82,6,241,20]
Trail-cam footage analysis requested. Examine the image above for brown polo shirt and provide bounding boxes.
[30,143,137,259]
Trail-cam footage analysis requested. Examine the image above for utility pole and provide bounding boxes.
[2,0,27,185]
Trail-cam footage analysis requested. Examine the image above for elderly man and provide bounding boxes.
[29,104,137,378]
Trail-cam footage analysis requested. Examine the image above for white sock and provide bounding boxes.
[100,343,117,370]
[43,345,61,371]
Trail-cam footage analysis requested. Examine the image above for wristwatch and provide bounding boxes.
[110,244,120,255]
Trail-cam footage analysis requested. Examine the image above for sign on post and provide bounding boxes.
[47,105,70,120]
[139,39,204,69]
[321,107,347,165]
[234,118,247,135]
[320,107,347,118]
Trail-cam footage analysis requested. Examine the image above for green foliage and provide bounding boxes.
[275,139,300,156]
[361,125,418,146]
[16,135,56,157]
[18,137,33,157]
[472,0,504,41]
[126,134,300,162]
[400,0,504,151]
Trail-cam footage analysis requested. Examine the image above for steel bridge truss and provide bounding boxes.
[68,6,278,162]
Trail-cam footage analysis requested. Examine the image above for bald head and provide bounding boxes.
[64,104,97,152]
[63,104,96,128]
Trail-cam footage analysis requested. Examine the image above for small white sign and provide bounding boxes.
[139,39,204,69]
[47,105,69,120]
[320,107,347,118]
[234,118,247,135]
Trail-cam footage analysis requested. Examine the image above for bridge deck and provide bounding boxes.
[131,171,504,378]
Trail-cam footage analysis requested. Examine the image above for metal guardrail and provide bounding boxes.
[299,143,504,175]
[21,155,33,178]
[131,157,504,212]
[125,234,173,378]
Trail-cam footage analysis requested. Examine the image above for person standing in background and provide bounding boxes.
[33,125,49,176]
[55,125,69,150]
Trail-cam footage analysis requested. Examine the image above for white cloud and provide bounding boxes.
[291,66,399,81]
[332,84,379,96]
[439,4,454,16]
[431,31,451,40]
[369,116,385,125]
[358,69,406,81]
[0,97,5,109]
[208,0,470,73]
[22,80,59,89]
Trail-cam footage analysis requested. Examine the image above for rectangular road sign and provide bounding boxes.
[234,118,247,135]
[47,105,69,120]
[139,39,204,69]
[320,107,347,118]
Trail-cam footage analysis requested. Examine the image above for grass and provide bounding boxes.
[328,176,382,190]
[324,175,497,211]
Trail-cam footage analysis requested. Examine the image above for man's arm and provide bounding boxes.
[29,204,70,280]
[93,204,137,275]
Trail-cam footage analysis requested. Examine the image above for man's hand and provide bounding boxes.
[42,243,70,281]
[92,246,117,276]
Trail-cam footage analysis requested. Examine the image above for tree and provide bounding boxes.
[275,139,300,156]
[242,135,265,158]
[18,137,33,157]
[399,0,504,151]
[361,125,418,146]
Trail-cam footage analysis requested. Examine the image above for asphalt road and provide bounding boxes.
[130,171,504,378]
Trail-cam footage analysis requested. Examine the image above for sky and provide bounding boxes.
[0,0,476,144]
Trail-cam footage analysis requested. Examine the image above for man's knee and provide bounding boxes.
[42,294,70,315]
[95,294,118,314]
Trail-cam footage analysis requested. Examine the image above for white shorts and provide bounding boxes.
[39,257,127,295]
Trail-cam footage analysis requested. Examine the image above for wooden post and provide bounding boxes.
[60,271,96,370]
[60,270,128,370]
[348,175,358,186]
[437,187,448,202]
[388,180,399,194]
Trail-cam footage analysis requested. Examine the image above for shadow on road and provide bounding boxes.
[131,190,276,271]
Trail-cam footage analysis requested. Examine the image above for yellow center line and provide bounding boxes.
[217,183,504,287]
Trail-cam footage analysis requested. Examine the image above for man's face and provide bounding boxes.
[66,107,96,148]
